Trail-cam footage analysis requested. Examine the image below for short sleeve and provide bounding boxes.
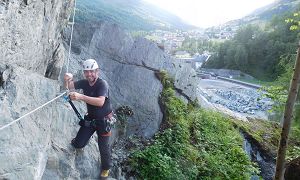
[74,80,85,90]
[97,80,109,97]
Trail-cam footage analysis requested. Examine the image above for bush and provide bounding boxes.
[129,71,257,179]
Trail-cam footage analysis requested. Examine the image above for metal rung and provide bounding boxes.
[68,22,74,25]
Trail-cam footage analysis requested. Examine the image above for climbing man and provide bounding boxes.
[64,58,113,179]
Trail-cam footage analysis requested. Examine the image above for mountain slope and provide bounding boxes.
[76,0,196,31]
[249,0,300,21]
[222,0,300,28]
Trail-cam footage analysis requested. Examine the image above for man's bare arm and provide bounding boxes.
[69,92,105,107]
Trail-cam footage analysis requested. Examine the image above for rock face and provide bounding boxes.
[0,67,61,179]
[0,0,72,77]
[61,22,204,178]
[65,22,201,138]
[0,0,79,179]
[0,3,202,179]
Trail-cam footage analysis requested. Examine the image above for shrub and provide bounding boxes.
[129,70,257,179]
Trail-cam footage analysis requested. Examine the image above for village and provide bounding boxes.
[144,25,237,69]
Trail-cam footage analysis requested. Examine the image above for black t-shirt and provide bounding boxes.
[74,78,112,119]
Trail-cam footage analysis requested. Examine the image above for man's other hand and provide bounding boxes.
[69,92,83,101]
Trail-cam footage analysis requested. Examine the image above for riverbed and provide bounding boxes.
[197,79,273,121]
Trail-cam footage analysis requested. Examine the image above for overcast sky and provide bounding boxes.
[143,0,275,28]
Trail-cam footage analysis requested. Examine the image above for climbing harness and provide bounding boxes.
[104,113,117,133]
[63,93,116,133]
[60,0,116,133]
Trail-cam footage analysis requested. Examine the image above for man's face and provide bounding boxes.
[83,69,98,83]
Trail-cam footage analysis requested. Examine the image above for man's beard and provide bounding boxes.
[87,76,97,84]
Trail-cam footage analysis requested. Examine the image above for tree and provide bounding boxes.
[234,44,248,71]
[285,12,300,31]
[274,42,300,180]
[223,43,235,69]
[234,25,255,44]
[274,10,300,180]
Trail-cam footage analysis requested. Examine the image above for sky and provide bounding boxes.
[143,0,276,28]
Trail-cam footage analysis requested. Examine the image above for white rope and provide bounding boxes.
[0,92,66,131]
[0,0,78,131]
[66,0,77,73]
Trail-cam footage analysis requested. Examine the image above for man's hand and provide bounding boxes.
[64,73,73,82]
[69,92,83,101]
[64,73,75,89]
[69,92,105,107]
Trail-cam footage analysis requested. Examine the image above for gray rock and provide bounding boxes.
[0,4,201,180]
[65,22,197,138]
[0,0,80,179]
[0,67,62,179]
[0,0,72,76]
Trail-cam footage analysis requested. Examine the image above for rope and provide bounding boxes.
[0,92,66,131]
[66,0,77,73]
[0,0,77,131]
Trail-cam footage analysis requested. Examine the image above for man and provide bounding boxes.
[64,59,113,179]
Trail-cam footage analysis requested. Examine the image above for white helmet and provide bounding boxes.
[82,59,99,70]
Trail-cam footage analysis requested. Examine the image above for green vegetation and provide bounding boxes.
[233,117,300,161]
[76,0,155,31]
[203,9,299,81]
[116,105,134,126]
[130,31,150,38]
[285,11,300,31]
[203,9,300,144]
[75,0,193,31]
[258,11,300,155]
[129,70,258,180]
[176,38,221,55]
[233,118,281,157]
[233,77,273,86]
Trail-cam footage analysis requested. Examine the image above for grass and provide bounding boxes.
[232,118,281,157]
[128,70,258,180]
[233,117,300,161]
[127,70,300,179]
[233,77,274,86]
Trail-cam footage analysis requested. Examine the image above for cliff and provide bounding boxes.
[0,1,202,179]
[0,0,77,179]
[63,21,206,138]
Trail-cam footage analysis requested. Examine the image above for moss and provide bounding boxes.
[154,70,174,89]
[232,118,280,157]
[232,117,300,161]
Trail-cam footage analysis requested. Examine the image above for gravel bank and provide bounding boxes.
[198,79,273,121]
